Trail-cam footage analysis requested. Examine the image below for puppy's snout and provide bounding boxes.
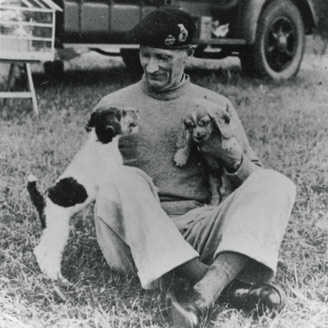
[194,132,206,142]
[196,131,203,138]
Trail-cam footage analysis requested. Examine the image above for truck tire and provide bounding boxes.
[120,48,143,74]
[44,0,64,78]
[240,0,305,79]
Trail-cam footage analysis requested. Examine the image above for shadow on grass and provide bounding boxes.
[30,64,260,92]
[33,66,142,89]
[32,65,246,87]
[1,62,326,121]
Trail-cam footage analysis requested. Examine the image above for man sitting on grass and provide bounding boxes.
[92,8,296,328]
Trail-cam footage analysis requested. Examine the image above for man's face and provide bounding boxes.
[139,46,189,92]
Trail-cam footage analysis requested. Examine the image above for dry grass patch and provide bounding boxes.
[1,62,328,327]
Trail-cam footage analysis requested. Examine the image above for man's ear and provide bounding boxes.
[186,45,196,58]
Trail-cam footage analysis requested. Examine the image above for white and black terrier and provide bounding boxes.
[27,106,139,281]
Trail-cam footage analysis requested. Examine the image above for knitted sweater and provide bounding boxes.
[95,76,262,215]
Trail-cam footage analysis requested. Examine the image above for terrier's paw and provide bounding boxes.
[34,246,63,281]
[174,149,188,167]
[57,275,70,285]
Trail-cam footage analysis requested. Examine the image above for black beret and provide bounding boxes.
[125,8,196,49]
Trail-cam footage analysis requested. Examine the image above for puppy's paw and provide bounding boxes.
[174,149,189,167]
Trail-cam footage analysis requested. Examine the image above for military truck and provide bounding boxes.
[52,0,328,79]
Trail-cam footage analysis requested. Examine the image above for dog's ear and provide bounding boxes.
[85,107,121,143]
[208,104,233,139]
[86,106,120,131]
[110,107,122,122]
[176,116,192,148]
[85,110,98,132]
[176,128,186,148]
[96,125,116,143]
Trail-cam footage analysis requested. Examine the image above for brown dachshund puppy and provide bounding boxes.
[174,99,237,205]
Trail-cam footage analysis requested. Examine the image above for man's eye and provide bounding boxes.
[158,55,170,61]
[140,53,150,58]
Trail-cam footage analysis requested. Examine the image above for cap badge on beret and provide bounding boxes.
[178,24,188,42]
[164,34,176,46]
[125,8,196,49]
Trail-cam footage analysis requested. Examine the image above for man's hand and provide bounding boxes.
[201,135,243,172]
[220,137,243,172]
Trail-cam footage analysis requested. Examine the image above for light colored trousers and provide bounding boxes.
[95,167,296,289]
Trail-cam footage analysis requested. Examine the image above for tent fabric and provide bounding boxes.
[0,0,62,11]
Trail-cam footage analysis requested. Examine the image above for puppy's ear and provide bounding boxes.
[176,117,191,148]
[208,104,233,139]
[176,129,186,148]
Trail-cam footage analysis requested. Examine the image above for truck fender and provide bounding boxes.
[238,0,316,45]
[238,0,266,44]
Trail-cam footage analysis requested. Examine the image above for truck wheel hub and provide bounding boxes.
[277,35,287,51]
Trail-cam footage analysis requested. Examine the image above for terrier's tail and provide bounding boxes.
[27,175,46,229]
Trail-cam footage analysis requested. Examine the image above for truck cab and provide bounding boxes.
[53,0,328,79]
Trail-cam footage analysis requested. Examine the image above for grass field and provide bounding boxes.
[1,49,328,328]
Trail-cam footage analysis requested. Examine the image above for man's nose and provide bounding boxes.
[146,57,159,73]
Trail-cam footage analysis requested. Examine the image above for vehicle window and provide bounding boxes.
[114,0,141,3]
